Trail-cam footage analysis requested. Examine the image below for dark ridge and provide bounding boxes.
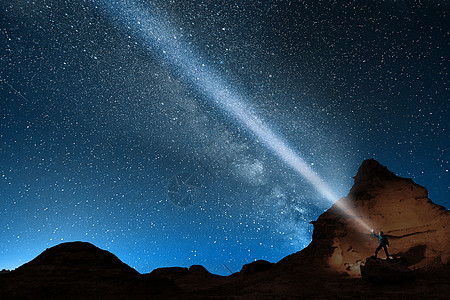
[0,242,180,299]
[15,241,138,276]
[149,267,190,281]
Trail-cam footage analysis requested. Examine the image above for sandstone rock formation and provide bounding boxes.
[307,159,450,275]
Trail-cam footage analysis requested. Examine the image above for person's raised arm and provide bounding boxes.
[371,229,379,238]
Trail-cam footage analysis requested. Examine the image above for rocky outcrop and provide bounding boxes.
[307,159,450,275]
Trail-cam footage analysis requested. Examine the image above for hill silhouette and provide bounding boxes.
[1,159,449,299]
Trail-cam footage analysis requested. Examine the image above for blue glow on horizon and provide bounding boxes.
[95,0,339,203]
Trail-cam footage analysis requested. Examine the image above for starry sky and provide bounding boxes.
[1,0,448,275]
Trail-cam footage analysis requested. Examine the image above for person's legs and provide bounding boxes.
[375,245,382,257]
[383,245,390,259]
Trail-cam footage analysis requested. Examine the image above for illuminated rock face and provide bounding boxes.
[309,159,450,275]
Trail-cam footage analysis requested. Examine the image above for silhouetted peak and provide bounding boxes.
[189,264,211,275]
[16,241,138,276]
[353,159,398,184]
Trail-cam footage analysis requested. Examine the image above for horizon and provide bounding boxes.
[1,1,448,275]
[2,159,448,274]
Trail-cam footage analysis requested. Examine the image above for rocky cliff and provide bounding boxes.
[305,159,449,275]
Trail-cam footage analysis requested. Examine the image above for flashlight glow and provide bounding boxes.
[96,0,372,231]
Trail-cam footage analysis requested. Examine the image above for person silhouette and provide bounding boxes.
[371,229,390,259]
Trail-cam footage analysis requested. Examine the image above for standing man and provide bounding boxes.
[371,229,390,259]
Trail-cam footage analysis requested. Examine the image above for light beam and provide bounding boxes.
[95,1,371,231]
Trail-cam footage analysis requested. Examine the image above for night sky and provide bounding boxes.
[1,0,448,275]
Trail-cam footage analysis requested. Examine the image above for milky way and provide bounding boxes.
[1,1,448,275]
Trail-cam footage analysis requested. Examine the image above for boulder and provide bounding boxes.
[361,256,413,283]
